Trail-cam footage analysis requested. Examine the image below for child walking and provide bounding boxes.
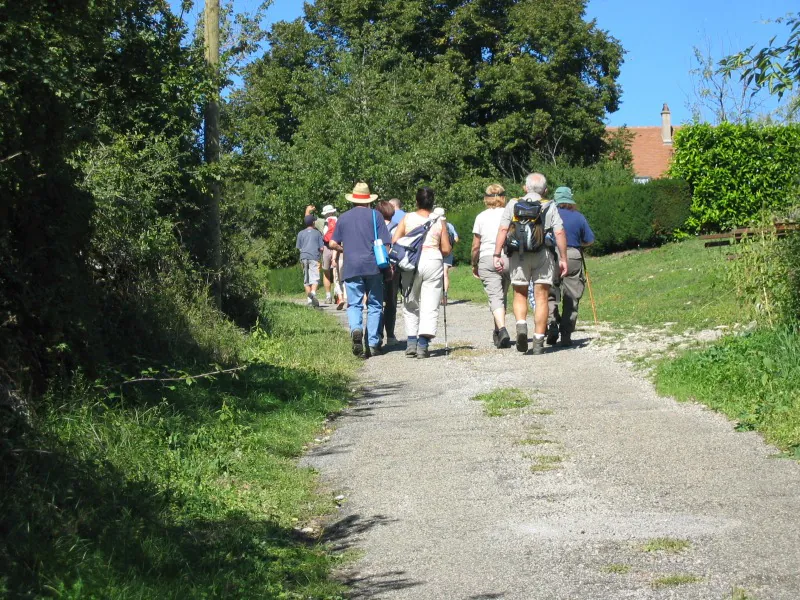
[296,215,325,307]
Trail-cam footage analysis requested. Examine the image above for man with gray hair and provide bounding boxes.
[493,173,568,355]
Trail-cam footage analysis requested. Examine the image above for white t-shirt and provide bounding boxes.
[472,207,506,260]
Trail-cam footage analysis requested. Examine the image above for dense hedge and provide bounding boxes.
[447,179,691,261]
[580,179,691,254]
[669,123,800,232]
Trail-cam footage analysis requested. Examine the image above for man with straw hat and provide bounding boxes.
[328,182,392,357]
[547,186,594,347]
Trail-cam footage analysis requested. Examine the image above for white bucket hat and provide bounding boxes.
[321,204,337,216]
[345,182,378,204]
[433,207,445,217]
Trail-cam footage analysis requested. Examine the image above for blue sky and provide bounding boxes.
[178,0,797,126]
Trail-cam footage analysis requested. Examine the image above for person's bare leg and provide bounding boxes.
[533,283,550,335]
[323,270,332,298]
[512,285,529,352]
[492,307,506,330]
[512,285,529,322]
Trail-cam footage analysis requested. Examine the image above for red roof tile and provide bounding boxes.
[606,126,682,179]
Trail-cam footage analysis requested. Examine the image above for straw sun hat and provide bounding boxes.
[345,182,379,204]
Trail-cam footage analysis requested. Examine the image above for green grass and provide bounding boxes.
[447,239,738,331]
[601,564,631,574]
[640,537,691,553]
[529,454,563,473]
[656,326,800,454]
[265,264,310,297]
[0,301,360,599]
[472,387,532,417]
[652,574,703,588]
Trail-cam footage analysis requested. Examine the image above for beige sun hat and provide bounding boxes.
[345,182,378,204]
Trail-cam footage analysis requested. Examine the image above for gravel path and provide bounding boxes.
[304,299,800,599]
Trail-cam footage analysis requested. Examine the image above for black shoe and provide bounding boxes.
[532,336,545,355]
[559,335,572,347]
[351,330,363,357]
[546,322,559,345]
[492,329,500,348]
[367,345,382,357]
[516,323,528,353]
[497,327,511,349]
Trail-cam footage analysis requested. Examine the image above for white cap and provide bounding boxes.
[321,204,337,216]
[433,207,445,216]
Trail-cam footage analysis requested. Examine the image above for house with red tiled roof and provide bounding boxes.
[607,104,681,181]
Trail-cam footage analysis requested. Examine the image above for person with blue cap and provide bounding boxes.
[547,187,594,346]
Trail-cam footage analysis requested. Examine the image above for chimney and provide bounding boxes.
[661,103,672,145]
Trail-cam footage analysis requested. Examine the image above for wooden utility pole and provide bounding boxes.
[204,0,222,307]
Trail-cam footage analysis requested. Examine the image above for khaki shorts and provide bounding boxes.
[322,246,333,270]
[301,259,320,286]
[477,255,510,312]
[509,249,556,287]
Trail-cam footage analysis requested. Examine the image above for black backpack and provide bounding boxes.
[506,200,550,255]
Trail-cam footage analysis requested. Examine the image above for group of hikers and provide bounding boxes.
[296,172,594,359]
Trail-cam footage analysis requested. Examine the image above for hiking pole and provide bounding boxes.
[581,256,599,326]
[442,274,449,356]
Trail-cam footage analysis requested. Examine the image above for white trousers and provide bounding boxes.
[401,254,444,338]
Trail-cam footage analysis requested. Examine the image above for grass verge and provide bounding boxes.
[640,537,691,553]
[472,388,532,417]
[0,301,360,599]
[447,239,738,332]
[652,574,703,588]
[655,326,800,455]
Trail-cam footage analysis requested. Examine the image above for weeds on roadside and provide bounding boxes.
[472,388,532,417]
[652,574,702,588]
[640,537,691,553]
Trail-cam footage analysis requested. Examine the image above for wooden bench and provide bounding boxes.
[700,222,800,247]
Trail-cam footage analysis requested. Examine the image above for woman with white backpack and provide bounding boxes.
[391,187,452,359]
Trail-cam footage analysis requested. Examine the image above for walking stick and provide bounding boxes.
[581,256,599,326]
[442,274,449,356]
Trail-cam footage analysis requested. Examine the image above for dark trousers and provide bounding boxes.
[548,247,585,336]
[381,269,400,339]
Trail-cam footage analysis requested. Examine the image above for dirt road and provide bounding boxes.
[304,300,800,599]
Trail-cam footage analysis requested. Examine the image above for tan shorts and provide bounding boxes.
[322,246,333,270]
[509,249,556,287]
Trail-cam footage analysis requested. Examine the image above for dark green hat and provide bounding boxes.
[554,186,575,205]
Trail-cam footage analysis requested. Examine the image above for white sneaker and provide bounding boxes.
[325,295,332,304]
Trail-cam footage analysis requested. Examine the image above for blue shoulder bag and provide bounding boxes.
[372,210,390,269]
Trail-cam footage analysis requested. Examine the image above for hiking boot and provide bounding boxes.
[516,322,528,353]
[532,336,545,355]
[310,294,320,308]
[416,344,430,359]
[492,329,500,348]
[497,327,511,349]
[367,346,382,357]
[559,334,572,347]
[351,329,364,357]
[386,335,398,346]
[546,322,559,345]
[405,340,417,357]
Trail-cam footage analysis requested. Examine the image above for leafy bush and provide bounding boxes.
[727,209,800,327]
[579,179,691,254]
[670,123,800,231]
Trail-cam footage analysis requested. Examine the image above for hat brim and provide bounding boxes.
[556,199,576,205]
[345,193,378,204]
[322,210,337,216]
